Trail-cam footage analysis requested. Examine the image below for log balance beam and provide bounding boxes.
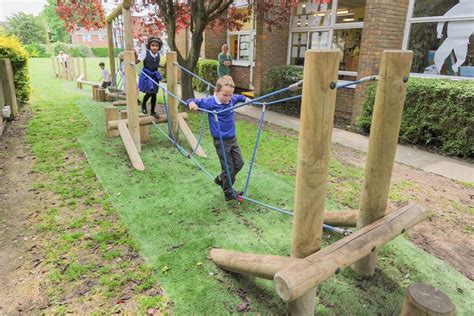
[210,203,428,302]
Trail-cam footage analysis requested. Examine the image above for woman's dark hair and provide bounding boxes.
[146,36,163,50]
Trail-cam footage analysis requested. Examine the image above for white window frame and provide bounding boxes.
[227,31,256,66]
[402,0,474,80]
[287,0,364,80]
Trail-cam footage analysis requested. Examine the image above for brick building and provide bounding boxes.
[196,0,473,124]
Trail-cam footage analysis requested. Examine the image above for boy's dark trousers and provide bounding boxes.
[213,137,244,198]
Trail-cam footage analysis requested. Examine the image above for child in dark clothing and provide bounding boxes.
[137,36,163,117]
[187,76,251,201]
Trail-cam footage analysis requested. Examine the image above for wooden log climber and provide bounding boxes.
[400,283,456,316]
[82,57,87,81]
[77,78,101,90]
[92,85,100,100]
[112,100,128,106]
[0,58,18,119]
[120,111,149,143]
[274,204,427,302]
[117,121,145,171]
[76,74,85,89]
[97,88,106,102]
[106,21,116,81]
[352,50,413,278]
[106,92,127,100]
[105,106,120,137]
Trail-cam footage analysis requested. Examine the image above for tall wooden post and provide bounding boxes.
[69,57,76,80]
[75,57,81,77]
[289,50,340,315]
[51,57,57,77]
[122,3,140,152]
[82,57,87,80]
[352,50,413,277]
[0,59,18,119]
[166,52,179,140]
[107,22,116,82]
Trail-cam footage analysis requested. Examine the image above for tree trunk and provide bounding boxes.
[180,72,195,101]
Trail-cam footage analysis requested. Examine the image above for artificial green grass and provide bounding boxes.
[29,58,473,315]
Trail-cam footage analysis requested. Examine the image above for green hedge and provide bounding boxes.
[192,59,219,93]
[358,78,474,158]
[0,35,31,104]
[25,43,51,57]
[91,47,121,58]
[53,42,90,57]
[262,65,303,117]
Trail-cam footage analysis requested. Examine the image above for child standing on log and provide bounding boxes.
[186,76,251,201]
[137,37,163,117]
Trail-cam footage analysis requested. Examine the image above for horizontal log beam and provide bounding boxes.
[210,249,298,280]
[323,210,358,227]
[107,112,188,130]
[106,3,123,22]
[77,79,101,86]
[274,204,428,302]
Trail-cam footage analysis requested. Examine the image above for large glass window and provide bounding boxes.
[289,0,365,75]
[404,0,474,77]
[227,7,256,64]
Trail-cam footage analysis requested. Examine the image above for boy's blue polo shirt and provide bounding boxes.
[186,95,249,139]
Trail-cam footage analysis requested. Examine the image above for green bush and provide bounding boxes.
[25,43,51,57]
[262,65,303,117]
[53,42,69,55]
[69,45,90,57]
[91,47,121,57]
[0,35,31,104]
[192,59,219,93]
[358,78,474,158]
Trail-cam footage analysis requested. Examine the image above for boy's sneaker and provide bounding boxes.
[214,176,222,187]
[224,191,243,202]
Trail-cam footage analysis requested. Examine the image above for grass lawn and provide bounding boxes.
[27,58,473,314]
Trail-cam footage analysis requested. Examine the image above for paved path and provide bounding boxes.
[235,106,474,183]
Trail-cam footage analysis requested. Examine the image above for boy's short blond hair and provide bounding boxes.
[216,75,235,92]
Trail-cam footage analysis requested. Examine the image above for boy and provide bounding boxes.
[187,76,251,201]
[99,62,111,88]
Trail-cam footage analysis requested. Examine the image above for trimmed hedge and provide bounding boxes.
[53,42,90,57]
[0,35,31,104]
[358,78,474,158]
[91,47,121,58]
[262,65,303,117]
[192,59,219,93]
[25,43,51,57]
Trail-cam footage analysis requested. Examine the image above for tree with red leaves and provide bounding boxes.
[56,0,298,99]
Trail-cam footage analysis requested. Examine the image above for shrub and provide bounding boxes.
[69,45,90,57]
[0,35,31,104]
[358,78,474,158]
[53,42,69,55]
[91,47,121,57]
[25,43,51,57]
[192,59,219,93]
[262,65,303,117]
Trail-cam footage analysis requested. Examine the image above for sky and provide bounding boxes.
[0,0,47,22]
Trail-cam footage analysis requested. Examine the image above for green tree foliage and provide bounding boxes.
[41,0,70,43]
[6,12,49,45]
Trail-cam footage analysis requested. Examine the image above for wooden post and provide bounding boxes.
[97,88,106,102]
[274,204,427,302]
[166,52,179,140]
[61,61,67,79]
[352,50,413,278]
[105,106,120,137]
[289,50,340,315]
[75,57,81,77]
[401,283,456,316]
[69,57,76,80]
[122,5,141,152]
[107,22,116,82]
[92,85,100,100]
[0,59,18,119]
[52,57,58,77]
[82,57,87,81]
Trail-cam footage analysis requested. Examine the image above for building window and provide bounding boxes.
[288,0,365,75]
[227,7,256,64]
[403,0,474,78]
[83,35,92,42]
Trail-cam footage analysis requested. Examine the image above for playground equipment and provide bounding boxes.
[204,50,426,315]
[0,58,18,134]
[52,55,86,82]
[103,1,205,171]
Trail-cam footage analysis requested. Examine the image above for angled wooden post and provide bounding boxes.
[167,52,179,140]
[0,59,18,119]
[289,49,340,315]
[352,50,413,278]
[51,57,57,77]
